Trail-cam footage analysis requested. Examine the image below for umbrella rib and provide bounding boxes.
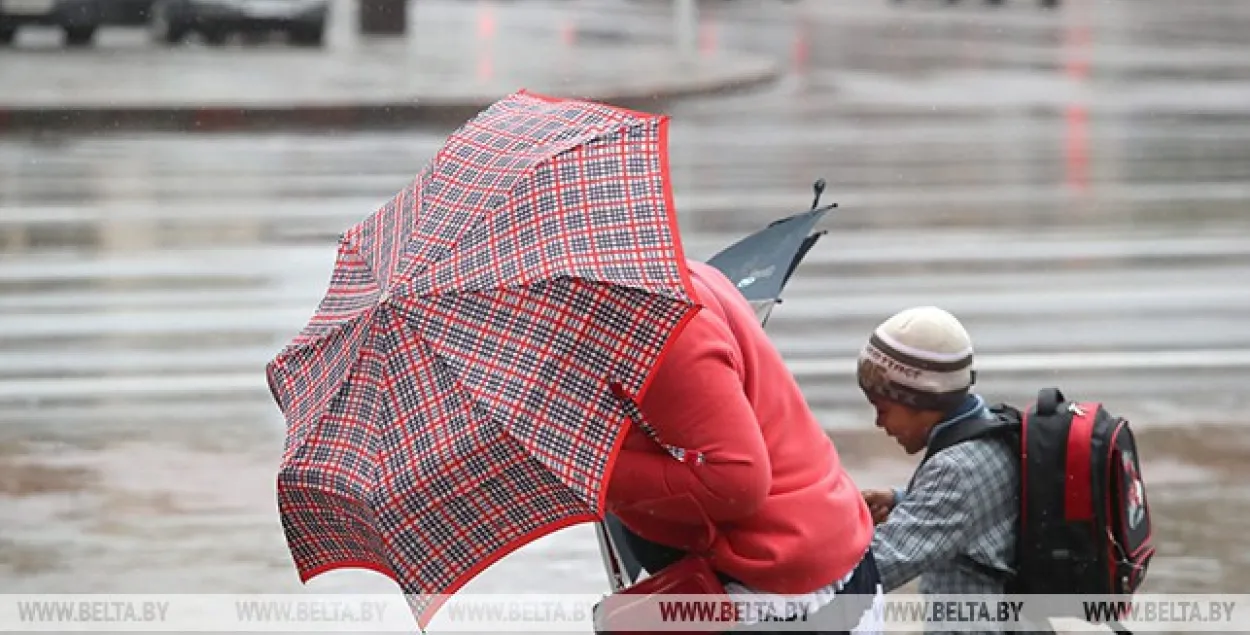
[369,319,510,584]
[272,312,380,463]
[398,326,516,513]
[395,163,548,292]
[418,274,692,311]
[417,275,696,495]
[274,236,385,366]
[395,118,657,299]
[274,309,367,365]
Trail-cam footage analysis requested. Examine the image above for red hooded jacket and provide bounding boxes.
[607,260,873,594]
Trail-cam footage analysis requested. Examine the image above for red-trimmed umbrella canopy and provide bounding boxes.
[265,90,700,626]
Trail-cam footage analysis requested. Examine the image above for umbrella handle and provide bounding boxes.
[609,381,706,466]
[810,178,827,210]
[595,521,631,592]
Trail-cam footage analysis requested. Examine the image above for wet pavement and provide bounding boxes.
[0,0,777,128]
[3,0,1250,631]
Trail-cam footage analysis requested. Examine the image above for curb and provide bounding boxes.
[0,58,781,134]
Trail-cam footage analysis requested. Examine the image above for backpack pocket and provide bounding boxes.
[1106,422,1154,593]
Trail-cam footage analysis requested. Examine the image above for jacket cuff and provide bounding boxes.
[891,487,906,506]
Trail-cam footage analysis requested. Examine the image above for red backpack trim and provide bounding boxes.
[1064,402,1098,522]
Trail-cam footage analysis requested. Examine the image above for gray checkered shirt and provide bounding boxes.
[871,429,1020,634]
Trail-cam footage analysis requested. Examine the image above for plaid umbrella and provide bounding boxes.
[265,90,700,626]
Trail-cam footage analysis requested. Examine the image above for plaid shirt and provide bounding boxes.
[871,404,1020,634]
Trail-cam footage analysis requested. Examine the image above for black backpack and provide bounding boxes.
[922,388,1155,631]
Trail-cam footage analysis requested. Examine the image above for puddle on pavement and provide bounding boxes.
[0,414,1244,604]
[0,423,296,594]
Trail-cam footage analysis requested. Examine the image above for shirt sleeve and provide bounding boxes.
[607,307,772,525]
[870,452,985,592]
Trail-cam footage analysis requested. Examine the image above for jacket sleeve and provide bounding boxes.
[870,451,987,592]
[607,309,772,525]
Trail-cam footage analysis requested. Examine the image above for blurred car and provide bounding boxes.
[0,0,104,46]
[105,0,162,26]
[147,0,327,46]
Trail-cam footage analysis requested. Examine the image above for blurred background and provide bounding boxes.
[1,0,1247,629]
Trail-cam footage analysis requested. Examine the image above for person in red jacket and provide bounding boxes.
[606,260,882,634]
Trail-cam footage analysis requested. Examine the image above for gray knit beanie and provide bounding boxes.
[857,306,976,412]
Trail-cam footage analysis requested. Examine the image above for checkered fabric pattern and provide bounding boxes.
[871,438,1018,634]
[265,90,699,627]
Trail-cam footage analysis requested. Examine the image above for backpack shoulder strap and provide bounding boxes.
[906,411,1020,496]
[909,407,1023,584]
[918,410,1020,472]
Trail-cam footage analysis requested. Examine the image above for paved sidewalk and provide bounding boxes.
[0,0,780,132]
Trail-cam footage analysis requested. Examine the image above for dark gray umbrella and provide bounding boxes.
[706,201,834,325]
[596,179,837,589]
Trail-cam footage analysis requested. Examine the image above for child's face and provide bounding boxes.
[868,396,944,455]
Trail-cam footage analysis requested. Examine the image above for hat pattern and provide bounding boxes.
[857,307,975,412]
